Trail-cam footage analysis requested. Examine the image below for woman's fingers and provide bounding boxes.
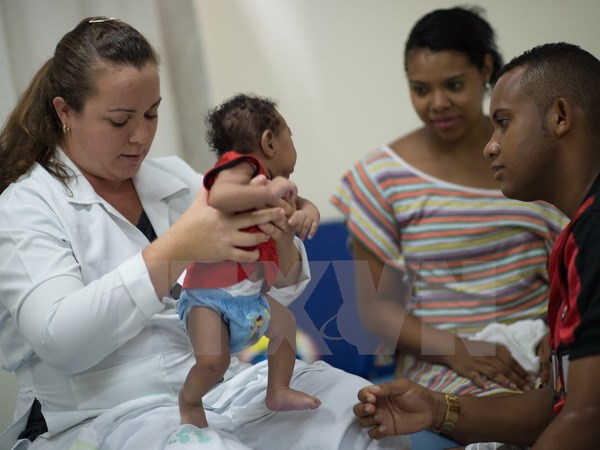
[488,354,532,390]
[228,245,261,263]
[460,339,532,390]
[179,189,281,261]
[469,371,491,390]
[244,207,287,228]
[466,359,529,390]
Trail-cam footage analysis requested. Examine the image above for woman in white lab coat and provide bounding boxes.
[0,16,408,450]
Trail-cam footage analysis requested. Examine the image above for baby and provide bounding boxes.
[178,93,321,428]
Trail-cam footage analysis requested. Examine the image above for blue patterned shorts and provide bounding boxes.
[178,288,271,353]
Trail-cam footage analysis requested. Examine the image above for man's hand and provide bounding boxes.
[353,379,441,439]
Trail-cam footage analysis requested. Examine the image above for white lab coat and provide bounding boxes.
[0,150,350,449]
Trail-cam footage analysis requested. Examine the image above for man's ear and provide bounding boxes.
[260,129,276,158]
[550,98,573,138]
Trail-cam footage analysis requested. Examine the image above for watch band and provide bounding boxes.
[435,393,460,434]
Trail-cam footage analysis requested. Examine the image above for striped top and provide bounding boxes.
[331,146,568,334]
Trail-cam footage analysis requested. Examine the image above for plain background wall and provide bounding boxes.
[2,0,600,433]
[193,0,600,220]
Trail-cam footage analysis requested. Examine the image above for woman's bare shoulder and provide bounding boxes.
[388,128,427,160]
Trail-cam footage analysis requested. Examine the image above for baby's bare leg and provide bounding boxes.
[264,295,320,411]
[179,306,230,428]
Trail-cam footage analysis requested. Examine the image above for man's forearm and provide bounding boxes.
[448,387,555,446]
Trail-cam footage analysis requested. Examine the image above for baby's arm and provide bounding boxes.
[209,162,297,213]
[289,196,320,240]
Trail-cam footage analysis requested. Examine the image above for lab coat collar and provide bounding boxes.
[56,147,188,205]
[133,159,190,235]
[55,148,103,206]
[56,148,189,235]
[133,159,189,205]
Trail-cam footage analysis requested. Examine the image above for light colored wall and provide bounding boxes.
[193,0,600,220]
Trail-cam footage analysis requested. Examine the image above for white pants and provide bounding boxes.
[21,361,411,450]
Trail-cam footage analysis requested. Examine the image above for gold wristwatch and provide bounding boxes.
[435,393,460,434]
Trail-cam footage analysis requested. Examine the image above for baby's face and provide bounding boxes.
[268,114,297,179]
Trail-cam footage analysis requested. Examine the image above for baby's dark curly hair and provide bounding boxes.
[205,93,282,157]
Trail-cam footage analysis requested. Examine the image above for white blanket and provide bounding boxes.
[58,361,411,450]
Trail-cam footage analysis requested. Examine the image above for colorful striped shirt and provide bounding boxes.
[331,146,569,396]
[331,146,568,334]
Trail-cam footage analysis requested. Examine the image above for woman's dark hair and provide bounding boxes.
[0,17,159,193]
[404,6,503,82]
[205,93,281,157]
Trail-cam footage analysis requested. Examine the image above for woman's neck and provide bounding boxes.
[88,176,143,224]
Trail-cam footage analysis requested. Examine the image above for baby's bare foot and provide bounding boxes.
[178,391,209,428]
[265,387,321,411]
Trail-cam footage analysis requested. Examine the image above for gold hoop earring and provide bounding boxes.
[62,123,70,134]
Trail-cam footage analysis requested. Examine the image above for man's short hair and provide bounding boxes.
[499,43,600,136]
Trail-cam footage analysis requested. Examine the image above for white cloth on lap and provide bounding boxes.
[468,319,547,374]
[23,361,411,450]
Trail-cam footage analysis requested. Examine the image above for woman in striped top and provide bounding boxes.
[331,7,568,397]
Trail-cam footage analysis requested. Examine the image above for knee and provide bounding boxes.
[196,354,230,377]
[267,305,297,340]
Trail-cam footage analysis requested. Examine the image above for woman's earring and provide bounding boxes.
[62,123,70,134]
[484,82,492,91]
